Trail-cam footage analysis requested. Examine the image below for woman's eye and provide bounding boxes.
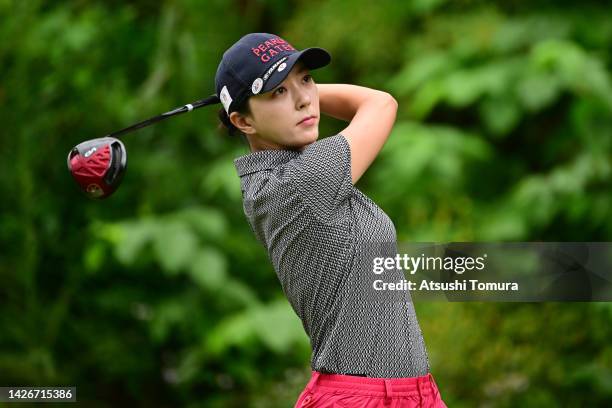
[273,76,311,96]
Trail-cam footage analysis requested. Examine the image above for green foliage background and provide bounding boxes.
[1,0,611,406]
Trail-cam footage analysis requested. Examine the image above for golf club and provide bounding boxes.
[67,94,220,199]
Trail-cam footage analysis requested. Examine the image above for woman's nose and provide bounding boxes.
[296,89,311,109]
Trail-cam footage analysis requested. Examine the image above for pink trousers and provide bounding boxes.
[293,370,448,408]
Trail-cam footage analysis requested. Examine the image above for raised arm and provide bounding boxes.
[317,83,398,184]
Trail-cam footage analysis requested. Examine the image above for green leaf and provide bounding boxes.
[188,247,227,289]
[153,220,199,274]
[150,299,189,343]
[201,156,243,201]
[113,220,157,265]
[516,70,561,112]
[83,242,106,273]
[204,299,306,357]
[251,300,306,354]
[479,96,522,137]
[173,206,228,240]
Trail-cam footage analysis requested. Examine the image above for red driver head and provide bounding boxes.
[67,137,127,199]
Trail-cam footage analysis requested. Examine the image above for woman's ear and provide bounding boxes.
[230,111,256,135]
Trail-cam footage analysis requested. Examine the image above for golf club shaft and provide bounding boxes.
[106,94,219,139]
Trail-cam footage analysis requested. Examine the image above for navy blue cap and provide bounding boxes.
[214,33,331,115]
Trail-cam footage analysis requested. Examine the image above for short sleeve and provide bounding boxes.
[288,133,353,221]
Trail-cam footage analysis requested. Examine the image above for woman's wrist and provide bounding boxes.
[317,83,391,122]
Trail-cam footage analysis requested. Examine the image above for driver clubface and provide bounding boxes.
[67,137,127,199]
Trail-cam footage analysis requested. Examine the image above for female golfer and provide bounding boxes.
[212,32,448,408]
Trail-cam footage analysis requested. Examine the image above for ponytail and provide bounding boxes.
[194,93,250,143]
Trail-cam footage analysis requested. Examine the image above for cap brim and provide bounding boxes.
[261,47,331,94]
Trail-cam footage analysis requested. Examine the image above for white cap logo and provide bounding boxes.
[219,85,233,114]
[251,78,263,94]
[262,56,289,83]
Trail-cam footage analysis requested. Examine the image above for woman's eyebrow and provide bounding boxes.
[289,65,309,79]
[269,65,310,93]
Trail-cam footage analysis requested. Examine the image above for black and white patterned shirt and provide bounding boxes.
[233,133,431,377]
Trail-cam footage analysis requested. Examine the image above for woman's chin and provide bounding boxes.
[298,131,319,149]
[303,127,319,141]
[282,128,319,150]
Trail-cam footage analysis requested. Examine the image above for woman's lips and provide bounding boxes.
[298,116,317,126]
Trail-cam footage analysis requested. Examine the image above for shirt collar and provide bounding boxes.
[234,148,301,177]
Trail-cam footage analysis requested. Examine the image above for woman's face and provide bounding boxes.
[230,60,320,151]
